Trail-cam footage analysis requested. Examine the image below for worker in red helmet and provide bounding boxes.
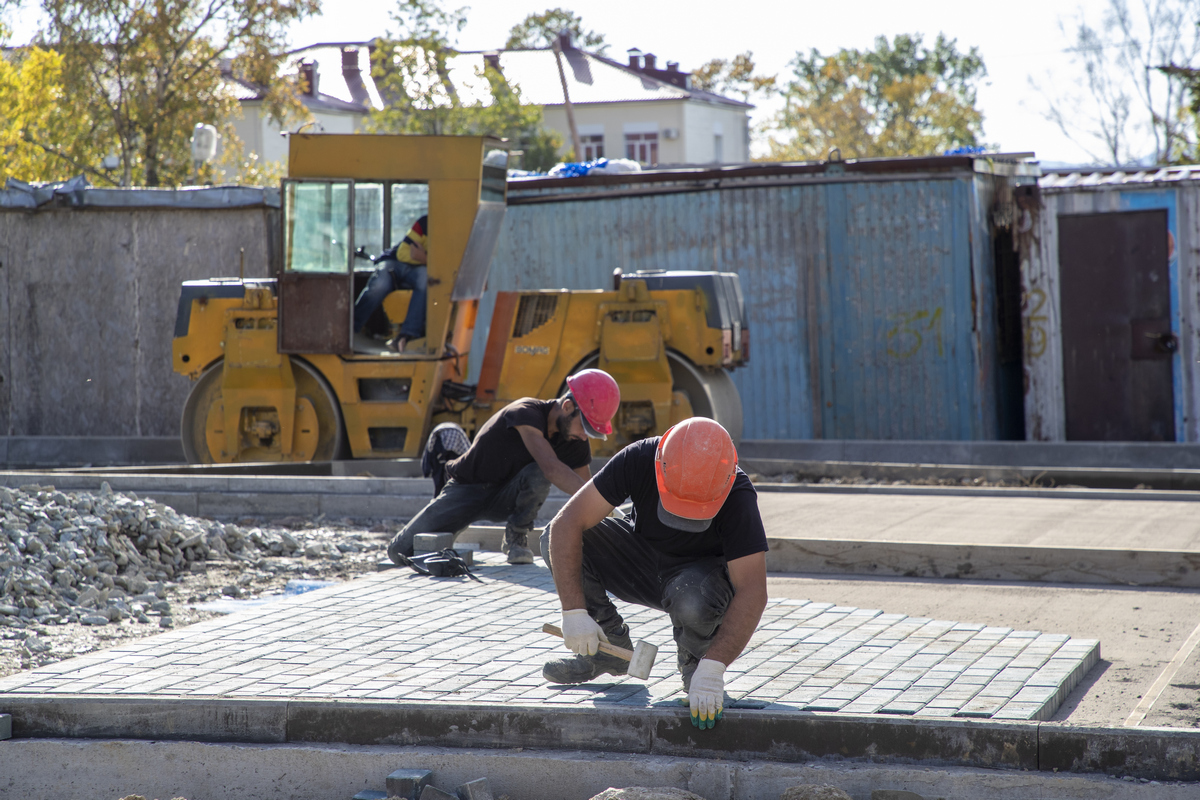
[387,368,620,566]
[541,417,768,730]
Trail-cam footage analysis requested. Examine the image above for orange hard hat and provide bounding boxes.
[566,369,619,439]
[654,418,738,531]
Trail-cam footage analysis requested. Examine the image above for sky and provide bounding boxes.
[4,0,1180,166]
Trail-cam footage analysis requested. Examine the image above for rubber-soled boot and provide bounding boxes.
[502,527,534,565]
[679,647,700,693]
[543,626,634,684]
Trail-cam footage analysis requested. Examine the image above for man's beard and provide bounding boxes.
[556,409,577,439]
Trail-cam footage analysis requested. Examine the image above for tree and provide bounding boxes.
[766,33,988,161]
[0,23,110,183]
[504,7,605,53]
[690,51,775,103]
[24,0,319,187]
[369,0,563,171]
[1031,0,1200,166]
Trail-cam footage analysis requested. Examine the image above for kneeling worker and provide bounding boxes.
[541,417,768,730]
[387,369,620,565]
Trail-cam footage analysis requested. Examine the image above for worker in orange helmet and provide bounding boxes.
[540,417,768,730]
[387,368,620,566]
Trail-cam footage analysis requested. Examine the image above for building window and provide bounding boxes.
[625,132,658,165]
[581,134,604,161]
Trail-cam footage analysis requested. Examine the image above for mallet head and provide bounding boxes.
[626,640,658,680]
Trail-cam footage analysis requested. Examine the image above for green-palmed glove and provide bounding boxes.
[688,658,726,730]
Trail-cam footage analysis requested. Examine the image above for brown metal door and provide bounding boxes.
[278,179,354,354]
[1058,209,1175,441]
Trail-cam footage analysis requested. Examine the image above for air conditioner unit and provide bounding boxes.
[662,128,679,140]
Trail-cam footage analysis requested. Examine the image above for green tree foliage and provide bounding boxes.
[369,0,563,171]
[690,51,775,103]
[767,33,988,161]
[0,23,110,183]
[12,0,318,187]
[504,7,606,53]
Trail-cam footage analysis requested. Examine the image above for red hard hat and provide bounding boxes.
[566,369,619,439]
[655,418,737,531]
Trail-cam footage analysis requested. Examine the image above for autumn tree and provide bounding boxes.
[0,22,110,183]
[690,51,775,103]
[15,0,319,187]
[369,0,563,171]
[767,33,988,161]
[504,7,605,52]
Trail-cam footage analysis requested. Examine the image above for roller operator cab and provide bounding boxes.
[171,134,749,464]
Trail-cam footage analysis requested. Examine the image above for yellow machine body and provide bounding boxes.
[171,134,747,463]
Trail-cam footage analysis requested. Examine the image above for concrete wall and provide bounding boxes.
[0,205,277,439]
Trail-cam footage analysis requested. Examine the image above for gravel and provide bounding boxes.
[0,481,392,679]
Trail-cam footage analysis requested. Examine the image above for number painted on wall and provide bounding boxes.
[1023,287,1048,360]
[886,308,944,359]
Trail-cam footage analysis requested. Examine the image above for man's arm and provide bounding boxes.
[699,551,768,666]
[515,425,587,495]
[546,481,613,611]
[573,464,591,482]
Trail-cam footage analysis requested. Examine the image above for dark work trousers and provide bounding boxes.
[387,462,551,561]
[540,518,735,670]
[353,258,427,339]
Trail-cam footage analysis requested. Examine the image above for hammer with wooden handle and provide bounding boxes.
[542,622,659,680]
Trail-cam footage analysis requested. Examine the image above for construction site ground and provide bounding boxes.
[3,469,1200,798]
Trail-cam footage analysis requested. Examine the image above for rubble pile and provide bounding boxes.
[0,482,371,631]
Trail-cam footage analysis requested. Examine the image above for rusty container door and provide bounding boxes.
[1058,209,1174,441]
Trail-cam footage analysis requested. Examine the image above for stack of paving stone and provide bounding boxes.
[0,482,337,629]
[354,768,494,800]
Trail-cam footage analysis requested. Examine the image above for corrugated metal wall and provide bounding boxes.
[478,173,998,441]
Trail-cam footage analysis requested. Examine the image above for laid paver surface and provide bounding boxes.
[757,491,1200,550]
[0,554,1097,721]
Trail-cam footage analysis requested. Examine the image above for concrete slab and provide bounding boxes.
[1,740,1189,800]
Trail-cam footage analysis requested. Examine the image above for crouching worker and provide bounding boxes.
[387,369,620,565]
[541,417,768,730]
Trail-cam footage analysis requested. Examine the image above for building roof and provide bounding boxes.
[228,44,382,114]
[1040,165,1200,190]
[282,40,751,113]
[445,48,753,109]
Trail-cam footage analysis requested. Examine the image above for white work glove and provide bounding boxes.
[688,658,726,730]
[561,608,608,656]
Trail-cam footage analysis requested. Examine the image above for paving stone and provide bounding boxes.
[419,786,458,800]
[455,777,493,800]
[0,560,1099,722]
[0,713,9,740]
[386,768,432,799]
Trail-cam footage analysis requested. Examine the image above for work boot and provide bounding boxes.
[679,647,701,692]
[502,528,534,565]
[543,626,633,684]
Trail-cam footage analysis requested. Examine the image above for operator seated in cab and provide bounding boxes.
[540,417,768,731]
[353,214,427,352]
[387,369,621,566]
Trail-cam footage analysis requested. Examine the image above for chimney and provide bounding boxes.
[627,48,642,69]
[341,47,359,72]
[643,53,656,71]
[557,29,572,51]
[342,46,371,107]
[299,60,318,96]
[483,52,501,72]
[667,61,679,72]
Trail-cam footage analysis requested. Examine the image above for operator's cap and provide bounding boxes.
[654,418,737,532]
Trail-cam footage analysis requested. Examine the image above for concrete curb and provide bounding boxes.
[1,695,1198,781]
[1,740,1185,800]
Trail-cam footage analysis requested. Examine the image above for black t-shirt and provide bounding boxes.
[591,437,768,562]
[446,397,592,486]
